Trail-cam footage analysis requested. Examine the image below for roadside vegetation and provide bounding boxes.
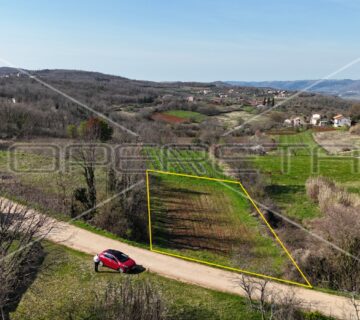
[303,177,360,292]
[10,243,262,320]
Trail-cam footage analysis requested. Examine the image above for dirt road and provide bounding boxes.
[1,197,358,319]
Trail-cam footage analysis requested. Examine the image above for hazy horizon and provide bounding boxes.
[1,66,360,84]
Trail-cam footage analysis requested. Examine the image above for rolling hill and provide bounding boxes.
[227,79,360,100]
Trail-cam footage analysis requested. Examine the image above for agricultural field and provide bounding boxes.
[11,243,261,320]
[253,130,360,220]
[151,112,187,124]
[214,110,268,128]
[148,171,303,283]
[276,130,327,156]
[313,130,360,154]
[151,110,206,124]
[164,110,207,122]
[144,146,225,178]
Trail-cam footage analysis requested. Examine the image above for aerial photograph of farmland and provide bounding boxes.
[1,1,360,320]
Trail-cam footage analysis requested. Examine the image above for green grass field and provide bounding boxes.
[253,130,360,220]
[277,130,327,156]
[11,243,261,320]
[164,110,206,122]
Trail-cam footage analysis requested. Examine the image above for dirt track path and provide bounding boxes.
[1,197,358,319]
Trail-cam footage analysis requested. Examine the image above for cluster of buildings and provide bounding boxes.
[0,72,21,78]
[266,89,288,98]
[284,114,352,128]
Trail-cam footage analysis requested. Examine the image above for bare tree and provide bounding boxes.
[238,276,278,320]
[55,171,71,214]
[237,275,306,320]
[0,198,51,320]
[350,293,360,320]
[72,142,98,219]
[113,144,147,241]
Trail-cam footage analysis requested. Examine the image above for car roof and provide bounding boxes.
[104,249,124,255]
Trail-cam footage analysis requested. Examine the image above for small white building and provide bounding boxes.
[284,119,292,127]
[310,114,321,126]
[277,90,287,98]
[333,114,351,127]
[187,96,194,103]
[293,117,305,127]
[284,116,306,127]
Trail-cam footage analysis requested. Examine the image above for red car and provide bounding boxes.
[94,249,136,273]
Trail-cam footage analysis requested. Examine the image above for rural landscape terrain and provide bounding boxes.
[0,65,360,320]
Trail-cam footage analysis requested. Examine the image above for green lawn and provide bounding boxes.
[11,243,261,320]
[164,110,206,122]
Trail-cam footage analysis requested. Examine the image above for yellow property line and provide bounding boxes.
[146,171,153,251]
[151,249,311,289]
[146,169,312,289]
[146,169,240,184]
[235,180,313,288]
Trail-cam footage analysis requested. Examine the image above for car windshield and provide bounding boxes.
[107,250,129,262]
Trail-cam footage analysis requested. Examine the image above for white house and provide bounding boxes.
[310,114,321,126]
[284,117,305,127]
[187,96,194,103]
[292,117,306,127]
[333,114,351,127]
[284,119,292,126]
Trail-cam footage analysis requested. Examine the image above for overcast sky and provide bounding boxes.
[1,0,360,81]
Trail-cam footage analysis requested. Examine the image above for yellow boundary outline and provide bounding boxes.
[146,169,313,289]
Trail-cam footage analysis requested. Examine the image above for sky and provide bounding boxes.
[0,0,360,81]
